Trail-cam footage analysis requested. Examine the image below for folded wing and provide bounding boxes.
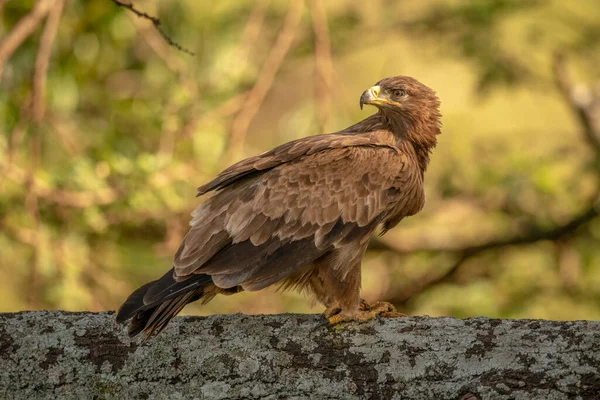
[174,135,411,291]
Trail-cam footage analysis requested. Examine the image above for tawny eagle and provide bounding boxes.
[117,76,442,338]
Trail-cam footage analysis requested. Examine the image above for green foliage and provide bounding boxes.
[1,0,599,320]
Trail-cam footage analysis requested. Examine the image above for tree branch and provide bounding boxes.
[111,0,194,56]
[31,0,64,122]
[2,312,599,399]
[372,197,599,257]
[553,52,600,156]
[376,196,600,305]
[221,0,304,164]
[308,0,334,133]
[0,0,54,79]
[235,0,271,68]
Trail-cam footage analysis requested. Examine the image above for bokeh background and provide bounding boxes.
[2,0,600,320]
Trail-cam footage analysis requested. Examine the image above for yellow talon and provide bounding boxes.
[327,301,406,326]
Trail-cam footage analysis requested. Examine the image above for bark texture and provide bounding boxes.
[0,311,599,399]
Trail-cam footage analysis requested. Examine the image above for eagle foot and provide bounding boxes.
[324,298,369,319]
[327,301,406,326]
[323,305,342,318]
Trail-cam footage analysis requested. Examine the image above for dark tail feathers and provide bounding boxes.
[116,269,213,339]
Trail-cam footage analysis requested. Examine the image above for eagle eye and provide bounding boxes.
[393,89,406,97]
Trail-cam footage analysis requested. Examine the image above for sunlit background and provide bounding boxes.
[1,0,599,320]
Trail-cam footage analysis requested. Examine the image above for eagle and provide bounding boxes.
[116,76,442,338]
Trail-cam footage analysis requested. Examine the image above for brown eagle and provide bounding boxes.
[116,76,442,338]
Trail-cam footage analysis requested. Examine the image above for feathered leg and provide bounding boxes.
[311,246,405,325]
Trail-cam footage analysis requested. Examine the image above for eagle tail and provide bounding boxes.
[116,270,214,339]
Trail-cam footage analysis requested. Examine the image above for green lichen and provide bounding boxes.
[0,311,599,400]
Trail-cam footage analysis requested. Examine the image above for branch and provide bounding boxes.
[111,0,195,56]
[553,52,600,156]
[376,197,600,305]
[1,312,599,399]
[235,0,271,67]
[0,0,54,79]
[31,0,64,122]
[221,0,304,164]
[372,198,599,256]
[307,0,334,132]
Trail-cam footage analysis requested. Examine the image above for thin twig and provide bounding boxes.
[307,0,334,133]
[130,12,189,76]
[176,0,269,158]
[553,52,600,156]
[111,0,195,56]
[0,0,54,79]
[236,0,271,68]
[32,0,64,122]
[222,0,304,164]
[132,3,270,158]
[125,12,200,159]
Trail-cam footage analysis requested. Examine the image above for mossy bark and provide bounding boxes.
[1,311,599,399]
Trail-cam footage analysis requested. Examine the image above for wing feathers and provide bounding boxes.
[175,216,230,273]
[173,136,417,293]
[211,236,324,291]
[234,213,269,243]
[196,132,397,195]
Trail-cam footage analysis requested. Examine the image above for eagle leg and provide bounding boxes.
[327,301,406,325]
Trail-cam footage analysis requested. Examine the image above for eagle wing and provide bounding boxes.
[169,134,415,295]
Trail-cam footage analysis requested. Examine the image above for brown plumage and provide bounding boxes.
[116,76,442,338]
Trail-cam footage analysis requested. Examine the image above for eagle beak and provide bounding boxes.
[360,85,381,110]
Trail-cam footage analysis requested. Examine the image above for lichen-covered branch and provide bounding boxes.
[1,312,598,399]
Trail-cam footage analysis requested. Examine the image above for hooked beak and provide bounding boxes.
[359,85,381,110]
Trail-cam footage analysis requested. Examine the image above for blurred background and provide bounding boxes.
[1,0,599,320]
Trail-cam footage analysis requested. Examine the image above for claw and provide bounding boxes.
[359,298,370,311]
[327,301,407,326]
[323,305,342,318]
[313,301,407,331]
